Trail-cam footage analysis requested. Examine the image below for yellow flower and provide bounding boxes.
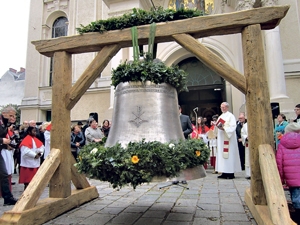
[131,155,139,164]
[79,156,82,161]
[195,150,201,157]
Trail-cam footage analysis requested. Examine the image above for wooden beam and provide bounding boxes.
[172,34,246,94]
[242,24,273,205]
[245,188,273,225]
[0,187,99,225]
[32,6,289,57]
[259,144,293,224]
[12,148,61,212]
[50,51,72,198]
[70,155,91,189]
[245,188,296,225]
[65,44,121,110]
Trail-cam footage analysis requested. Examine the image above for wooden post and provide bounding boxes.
[49,51,72,198]
[242,24,274,205]
[259,144,295,224]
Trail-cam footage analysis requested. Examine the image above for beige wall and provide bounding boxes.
[71,90,111,122]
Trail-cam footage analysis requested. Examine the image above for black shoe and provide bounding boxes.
[217,174,227,179]
[172,181,179,185]
[11,182,16,185]
[3,197,18,206]
[218,174,235,179]
[181,180,187,184]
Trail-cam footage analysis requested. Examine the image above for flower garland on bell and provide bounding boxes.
[75,139,210,189]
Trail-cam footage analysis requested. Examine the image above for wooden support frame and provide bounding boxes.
[0,5,292,225]
[245,144,296,225]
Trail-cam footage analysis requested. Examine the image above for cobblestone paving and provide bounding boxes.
[0,169,268,225]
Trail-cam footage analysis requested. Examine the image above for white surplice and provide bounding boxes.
[241,123,251,177]
[214,111,241,173]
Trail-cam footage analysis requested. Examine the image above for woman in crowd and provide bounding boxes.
[274,113,289,150]
[19,126,44,190]
[276,123,300,224]
[101,119,110,137]
[85,118,104,145]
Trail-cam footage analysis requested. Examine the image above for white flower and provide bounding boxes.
[169,143,175,149]
[90,148,98,154]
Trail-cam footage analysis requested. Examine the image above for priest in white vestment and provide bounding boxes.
[214,102,241,179]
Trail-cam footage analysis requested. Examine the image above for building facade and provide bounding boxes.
[0,68,25,106]
[20,0,300,123]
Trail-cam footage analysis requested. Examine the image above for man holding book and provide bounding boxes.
[213,102,241,179]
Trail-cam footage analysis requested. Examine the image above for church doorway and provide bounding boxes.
[177,57,226,126]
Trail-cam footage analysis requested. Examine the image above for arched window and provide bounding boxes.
[52,17,68,38]
[49,17,68,86]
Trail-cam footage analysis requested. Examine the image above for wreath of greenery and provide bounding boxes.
[111,54,188,92]
[76,7,204,34]
[75,139,210,189]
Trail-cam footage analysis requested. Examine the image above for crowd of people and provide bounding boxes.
[0,110,111,206]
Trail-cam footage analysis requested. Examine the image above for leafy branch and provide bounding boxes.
[76,7,204,34]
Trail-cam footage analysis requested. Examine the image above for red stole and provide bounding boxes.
[19,135,43,149]
[223,134,229,159]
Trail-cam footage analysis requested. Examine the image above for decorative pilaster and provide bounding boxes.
[261,0,294,115]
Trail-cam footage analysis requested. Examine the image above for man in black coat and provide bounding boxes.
[179,105,193,139]
[0,106,18,206]
[294,104,300,123]
[236,112,246,170]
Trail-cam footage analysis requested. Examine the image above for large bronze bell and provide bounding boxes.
[105,81,184,147]
[105,81,206,181]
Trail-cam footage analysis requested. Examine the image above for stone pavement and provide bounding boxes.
[1,170,261,225]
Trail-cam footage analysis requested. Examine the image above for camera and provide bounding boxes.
[9,134,21,149]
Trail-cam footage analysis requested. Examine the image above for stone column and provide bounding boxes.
[236,0,294,115]
[261,0,294,115]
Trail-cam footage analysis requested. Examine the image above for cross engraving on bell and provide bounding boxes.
[129,106,148,128]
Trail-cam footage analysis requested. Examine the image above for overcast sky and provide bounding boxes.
[0,1,30,76]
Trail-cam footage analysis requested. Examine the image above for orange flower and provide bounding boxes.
[195,150,201,157]
[131,155,139,164]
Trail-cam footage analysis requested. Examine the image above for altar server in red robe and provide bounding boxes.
[19,126,44,190]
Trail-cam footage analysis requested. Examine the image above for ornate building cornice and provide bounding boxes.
[43,0,69,12]
[261,0,278,7]
[235,0,255,11]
